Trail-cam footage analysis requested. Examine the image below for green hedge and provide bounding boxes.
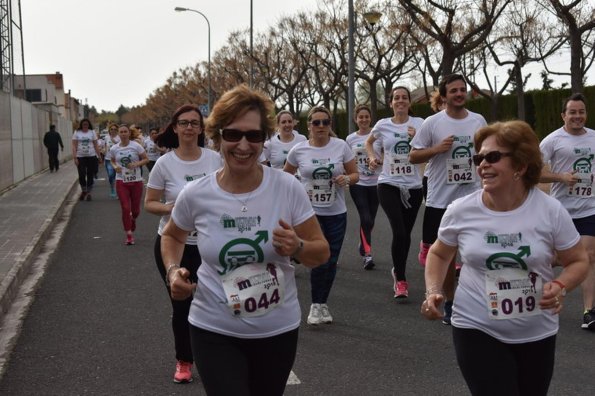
[296,85,595,140]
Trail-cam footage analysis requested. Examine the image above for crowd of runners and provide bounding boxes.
[66,74,593,395]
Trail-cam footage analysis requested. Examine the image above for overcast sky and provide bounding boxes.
[18,0,585,113]
[20,0,319,112]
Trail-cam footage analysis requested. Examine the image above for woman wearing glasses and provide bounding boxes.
[145,105,222,384]
[422,121,588,395]
[263,110,306,169]
[365,87,425,298]
[160,85,329,395]
[284,106,359,325]
[346,104,381,270]
[107,124,148,245]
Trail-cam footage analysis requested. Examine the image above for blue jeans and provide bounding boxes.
[311,213,347,304]
[105,160,116,189]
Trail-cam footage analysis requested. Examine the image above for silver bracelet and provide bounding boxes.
[165,263,180,287]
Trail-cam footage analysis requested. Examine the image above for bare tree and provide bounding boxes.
[538,0,595,92]
[397,0,512,85]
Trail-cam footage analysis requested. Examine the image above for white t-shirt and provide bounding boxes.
[72,130,98,157]
[345,131,381,186]
[108,141,146,182]
[263,133,307,169]
[145,139,162,161]
[147,148,222,244]
[372,116,425,188]
[171,166,314,338]
[286,137,355,216]
[439,188,580,343]
[540,127,595,219]
[103,135,120,157]
[410,110,486,208]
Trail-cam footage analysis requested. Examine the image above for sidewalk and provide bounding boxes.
[0,162,78,318]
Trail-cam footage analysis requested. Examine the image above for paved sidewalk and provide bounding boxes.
[0,162,78,318]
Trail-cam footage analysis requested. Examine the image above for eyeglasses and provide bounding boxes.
[472,151,513,166]
[219,128,266,143]
[310,119,331,127]
[177,120,201,128]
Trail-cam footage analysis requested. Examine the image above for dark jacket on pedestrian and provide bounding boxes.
[43,128,64,151]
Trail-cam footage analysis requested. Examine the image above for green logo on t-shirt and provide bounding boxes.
[218,230,268,275]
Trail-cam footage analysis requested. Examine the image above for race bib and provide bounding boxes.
[306,179,336,207]
[388,152,414,176]
[568,172,593,198]
[122,167,141,183]
[446,157,475,184]
[221,262,285,318]
[485,268,542,320]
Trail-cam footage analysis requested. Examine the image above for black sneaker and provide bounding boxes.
[363,256,375,270]
[442,300,453,325]
[79,192,87,201]
[582,308,595,330]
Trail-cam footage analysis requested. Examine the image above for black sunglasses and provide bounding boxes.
[219,128,266,143]
[472,151,513,167]
[310,119,331,127]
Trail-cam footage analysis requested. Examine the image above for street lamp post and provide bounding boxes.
[174,7,212,114]
[348,0,355,134]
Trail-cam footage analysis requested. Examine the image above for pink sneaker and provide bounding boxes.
[125,234,135,245]
[418,241,431,267]
[395,280,409,299]
[173,360,193,383]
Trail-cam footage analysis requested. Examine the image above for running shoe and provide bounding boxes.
[85,193,92,201]
[363,255,375,270]
[582,308,595,330]
[307,303,322,325]
[395,280,409,299]
[443,300,453,325]
[173,360,193,384]
[79,191,87,201]
[320,304,333,324]
[125,234,135,245]
[418,241,430,267]
[110,189,116,198]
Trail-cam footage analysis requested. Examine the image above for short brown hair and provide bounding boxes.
[205,84,275,149]
[474,121,543,189]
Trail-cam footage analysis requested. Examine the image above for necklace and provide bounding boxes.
[233,190,254,212]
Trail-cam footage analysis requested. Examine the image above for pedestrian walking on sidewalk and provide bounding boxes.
[72,119,102,200]
[366,87,425,298]
[161,85,329,395]
[145,105,222,384]
[284,106,359,326]
[43,124,64,172]
[107,124,148,245]
[421,120,589,395]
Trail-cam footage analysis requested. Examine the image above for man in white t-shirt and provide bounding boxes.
[540,93,595,331]
[409,74,487,324]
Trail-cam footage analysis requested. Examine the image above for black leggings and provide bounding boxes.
[154,235,201,363]
[452,326,556,396]
[190,326,299,396]
[377,184,423,280]
[76,156,98,192]
[421,206,447,245]
[348,184,379,256]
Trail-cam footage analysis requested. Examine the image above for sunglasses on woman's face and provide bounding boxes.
[472,151,512,166]
[310,119,331,127]
[219,128,266,143]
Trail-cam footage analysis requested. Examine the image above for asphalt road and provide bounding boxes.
[0,167,593,395]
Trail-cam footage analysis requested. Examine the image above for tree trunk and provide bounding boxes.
[369,81,378,122]
[568,25,583,92]
[514,64,526,121]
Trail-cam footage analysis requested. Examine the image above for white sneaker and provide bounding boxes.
[307,303,322,325]
[320,304,333,324]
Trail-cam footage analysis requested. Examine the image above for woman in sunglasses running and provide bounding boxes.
[284,106,359,325]
[144,104,222,384]
[161,85,329,395]
[422,120,588,396]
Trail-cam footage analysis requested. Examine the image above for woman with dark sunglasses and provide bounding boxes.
[144,104,222,384]
[365,87,425,298]
[346,104,381,270]
[160,85,329,395]
[422,120,588,396]
[284,106,359,326]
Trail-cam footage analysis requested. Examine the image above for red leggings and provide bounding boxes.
[116,180,143,232]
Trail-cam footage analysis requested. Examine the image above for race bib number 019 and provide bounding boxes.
[221,262,285,318]
[485,268,542,320]
[568,172,593,198]
[446,157,475,184]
